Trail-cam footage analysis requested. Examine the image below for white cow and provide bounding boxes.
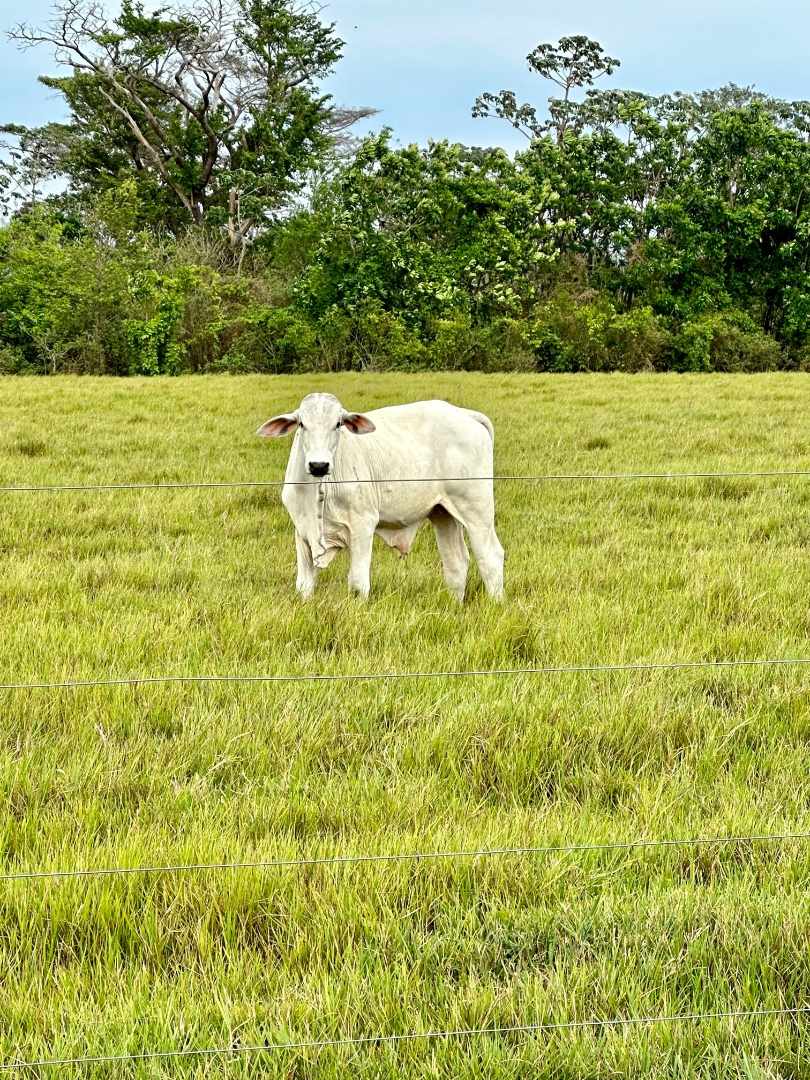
[257,393,504,602]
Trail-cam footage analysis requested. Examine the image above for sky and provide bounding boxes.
[3,0,810,152]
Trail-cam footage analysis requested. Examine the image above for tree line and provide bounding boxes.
[2,5,809,374]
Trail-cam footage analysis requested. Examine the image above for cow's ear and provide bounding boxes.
[342,412,376,435]
[256,413,298,438]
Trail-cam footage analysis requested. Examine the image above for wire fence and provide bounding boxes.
[1,830,808,884]
[1,1006,807,1070]
[3,462,809,1067]
[2,661,808,881]
[3,655,810,693]
[3,467,810,495]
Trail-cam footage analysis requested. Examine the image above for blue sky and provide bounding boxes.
[4,0,810,151]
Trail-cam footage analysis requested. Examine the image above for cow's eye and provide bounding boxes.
[299,423,306,431]
[335,421,342,429]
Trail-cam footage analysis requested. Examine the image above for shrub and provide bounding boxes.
[0,192,789,376]
[0,214,130,374]
[346,304,428,370]
[0,345,34,374]
[605,307,672,372]
[672,312,782,372]
[307,303,427,372]
[124,268,198,376]
[531,293,613,371]
[425,316,488,371]
[480,319,536,372]
[528,326,569,372]
[220,306,319,373]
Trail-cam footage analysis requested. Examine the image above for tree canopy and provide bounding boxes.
[4,0,374,251]
[2,25,810,375]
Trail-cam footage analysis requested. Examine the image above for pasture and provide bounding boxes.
[0,372,809,1077]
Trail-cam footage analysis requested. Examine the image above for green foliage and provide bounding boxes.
[532,293,614,372]
[672,312,782,373]
[6,24,810,373]
[474,35,620,142]
[222,306,320,373]
[331,302,428,370]
[6,0,367,253]
[0,345,32,374]
[124,268,194,376]
[424,316,497,371]
[295,133,565,329]
[0,188,791,374]
[0,208,133,374]
[606,307,673,372]
[0,186,274,374]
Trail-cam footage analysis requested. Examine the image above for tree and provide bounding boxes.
[473,35,620,143]
[295,132,567,327]
[632,105,810,334]
[7,0,375,258]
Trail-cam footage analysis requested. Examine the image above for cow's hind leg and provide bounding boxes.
[465,521,505,601]
[430,506,470,603]
[295,531,318,600]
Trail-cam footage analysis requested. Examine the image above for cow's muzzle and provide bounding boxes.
[308,461,330,477]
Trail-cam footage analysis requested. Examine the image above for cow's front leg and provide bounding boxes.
[295,530,317,599]
[347,524,375,599]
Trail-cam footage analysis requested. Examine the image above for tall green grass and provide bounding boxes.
[0,373,808,1077]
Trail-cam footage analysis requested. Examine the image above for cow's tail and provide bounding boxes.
[465,409,495,443]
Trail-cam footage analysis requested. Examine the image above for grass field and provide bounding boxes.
[1,373,809,1077]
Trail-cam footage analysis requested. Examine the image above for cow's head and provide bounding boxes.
[256,393,375,477]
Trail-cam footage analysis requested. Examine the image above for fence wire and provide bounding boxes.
[3,468,810,495]
[2,463,808,1069]
[1,1005,807,1070]
[1,830,808,884]
[2,655,810,693]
